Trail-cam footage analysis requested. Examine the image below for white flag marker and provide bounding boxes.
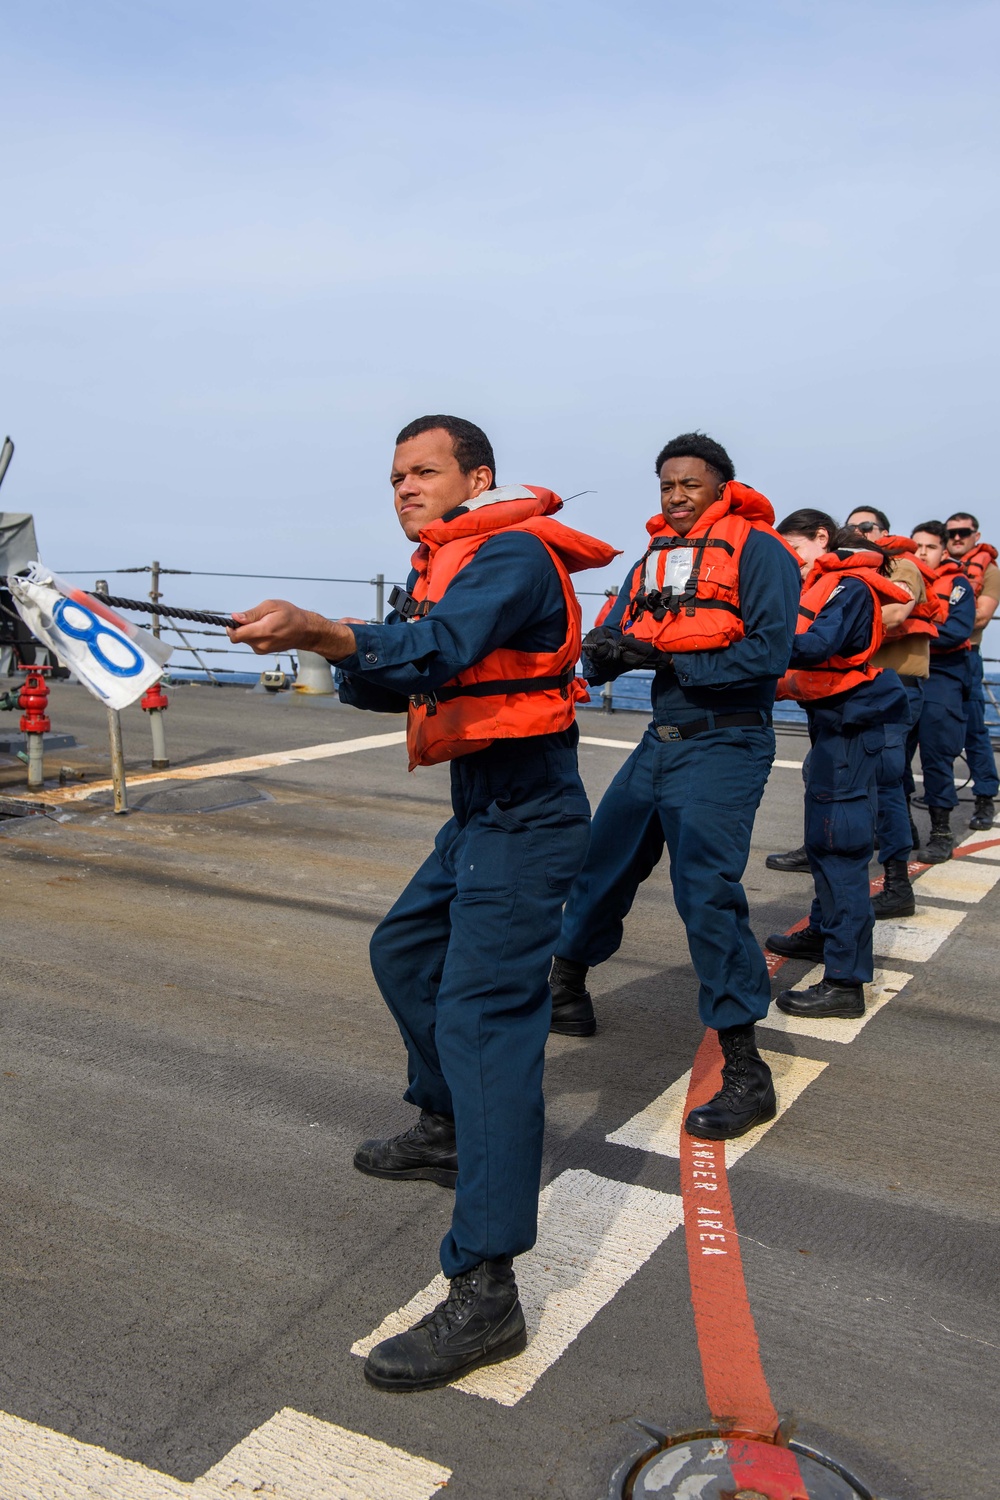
[8,563,171,710]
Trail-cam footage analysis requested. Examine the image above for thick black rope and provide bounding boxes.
[98,595,237,629]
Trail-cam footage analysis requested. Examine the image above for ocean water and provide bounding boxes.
[578,669,1000,728]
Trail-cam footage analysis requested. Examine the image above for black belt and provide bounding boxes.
[897,674,926,687]
[656,711,770,742]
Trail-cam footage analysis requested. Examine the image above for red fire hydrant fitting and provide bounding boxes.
[141,678,170,769]
[140,682,169,714]
[18,665,51,790]
[19,669,51,735]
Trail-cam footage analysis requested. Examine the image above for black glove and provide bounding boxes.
[581,626,622,667]
[582,627,667,672]
[616,635,667,670]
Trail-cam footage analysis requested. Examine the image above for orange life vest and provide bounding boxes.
[594,592,617,628]
[399,485,619,770]
[961,540,998,597]
[778,551,911,702]
[929,558,971,654]
[621,482,797,653]
[880,534,946,638]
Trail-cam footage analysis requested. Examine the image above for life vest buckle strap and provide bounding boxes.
[434,668,576,704]
[409,691,438,714]
[389,585,430,621]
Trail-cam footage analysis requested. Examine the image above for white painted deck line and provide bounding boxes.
[579,735,641,750]
[352,1168,683,1407]
[198,1407,452,1499]
[760,966,912,1043]
[579,739,809,774]
[915,857,1000,902]
[9,730,409,806]
[606,1050,827,1166]
[872,905,967,961]
[0,1405,451,1500]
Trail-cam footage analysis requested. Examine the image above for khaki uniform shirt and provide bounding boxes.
[872,555,930,678]
[971,560,1000,647]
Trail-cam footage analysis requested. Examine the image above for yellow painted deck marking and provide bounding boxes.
[4,730,409,806]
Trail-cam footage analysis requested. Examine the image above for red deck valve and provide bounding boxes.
[18,669,51,735]
[140,682,169,713]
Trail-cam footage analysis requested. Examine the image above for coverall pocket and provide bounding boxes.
[805,790,874,855]
[545,796,591,892]
[457,803,531,896]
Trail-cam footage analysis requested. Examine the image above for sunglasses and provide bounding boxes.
[852,521,880,534]
[946,527,975,540]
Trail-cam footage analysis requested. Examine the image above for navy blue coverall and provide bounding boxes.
[338,531,591,1278]
[556,528,801,1030]
[965,646,999,798]
[875,676,924,864]
[905,575,976,811]
[792,579,908,984]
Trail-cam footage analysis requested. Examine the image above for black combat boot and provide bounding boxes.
[764,926,825,961]
[872,858,915,919]
[549,956,596,1036]
[765,845,811,872]
[776,976,865,1019]
[907,797,920,851]
[970,795,996,831]
[683,1024,777,1141]
[354,1110,458,1188]
[364,1255,526,1391]
[924,807,953,863]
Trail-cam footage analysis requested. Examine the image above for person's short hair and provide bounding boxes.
[395,414,496,484]
[846,505,891,532]
[945,510,979,530]
[654,431,735,484]
[912,520,948,543]
[776,508,839,540]
[831,526,891,574]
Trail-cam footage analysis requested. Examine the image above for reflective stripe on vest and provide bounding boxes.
[401,486,619,769]
[622,481,796,654]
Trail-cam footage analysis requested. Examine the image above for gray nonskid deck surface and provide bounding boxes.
[0,683,995,1499]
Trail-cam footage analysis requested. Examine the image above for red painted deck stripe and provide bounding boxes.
[680,1031,806,1491]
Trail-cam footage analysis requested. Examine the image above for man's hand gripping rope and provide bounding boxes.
[228,600,359,663]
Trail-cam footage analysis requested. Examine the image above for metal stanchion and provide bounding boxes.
[372,572,385,622]
[93,579,129,811]
[107,709,128,814]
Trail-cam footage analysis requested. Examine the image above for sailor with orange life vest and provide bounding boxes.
[945,510,999,831]
[906,521,977,862]
[844,507,946,917]
[228,414,618,1393]
[764,512,911,1020]
[548,432,802,1142]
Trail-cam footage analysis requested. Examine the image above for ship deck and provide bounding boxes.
[0,681,995,1500]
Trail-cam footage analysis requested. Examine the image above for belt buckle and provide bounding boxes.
[658,724,683,742]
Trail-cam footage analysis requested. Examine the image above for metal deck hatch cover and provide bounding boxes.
[622,1436,870,1499]
[92,778,273,815]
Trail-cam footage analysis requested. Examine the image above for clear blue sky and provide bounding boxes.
[2,0,998,649]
